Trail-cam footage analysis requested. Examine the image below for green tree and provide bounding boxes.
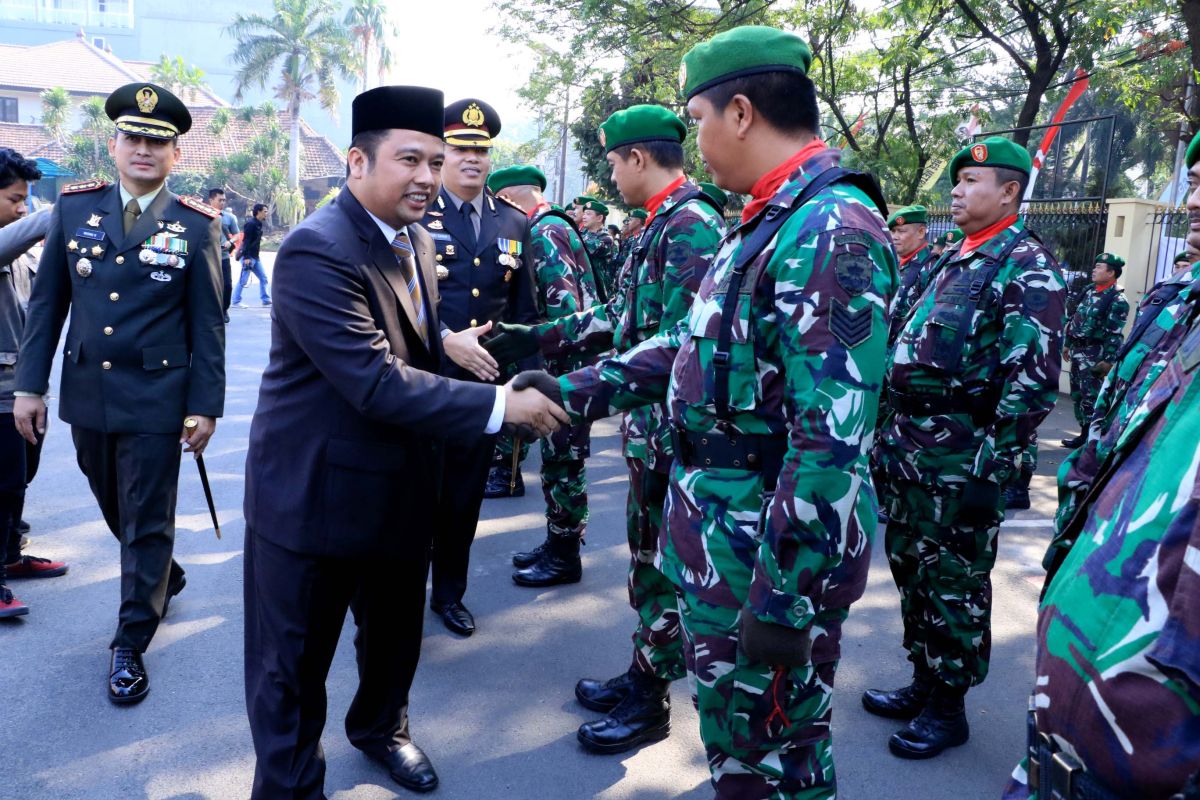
[344,0,396,92]
[226,0,354,189]
[63,96,115,180]
[149,55,210,98]
[40,86,71,142]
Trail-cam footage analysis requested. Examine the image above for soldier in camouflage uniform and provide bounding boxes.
[1061,252,1129,448]
[614,208,647,291]
[485,165,602,587]
[579,199,616,293]
[929,228,961,258]
[865,136,1066,759]
[1003,134,1200,800]
[511,28,897,797]
[885,204,935,348]
[488,104,725,755]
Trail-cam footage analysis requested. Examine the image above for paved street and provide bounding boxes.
[1,296,1077,800]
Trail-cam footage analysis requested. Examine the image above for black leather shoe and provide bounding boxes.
[109,647,149,705]
[888,686,970,759]
[577,674,671,754]
[431,600,475,636]
[512,535,551,568]
[512,534,581,587]
[1060,434,1086,449]
[161,568,187,620]
[576,668,637,712]
[483,465,524,498]
[1003,483,1031,510]
[374,742,438,793]
[862,672,934,720]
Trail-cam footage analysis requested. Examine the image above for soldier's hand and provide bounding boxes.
[13,395,47,445]
[444,321,500,381]
[959,477,1001,525]
[503,373,568,438]
[738,612,812,668]
[181,414,217,455]
[511,369,565,408]
[1090,361,1112,377]
[482,322,540,365]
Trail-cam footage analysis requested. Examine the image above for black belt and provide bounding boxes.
[1025,702,1128,800]
[671,427,786,488]
[886,387,970,417]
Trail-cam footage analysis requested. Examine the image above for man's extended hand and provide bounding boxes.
[738,612,812,668]
[181,414,217,455]
[482,322,540,365]
[13,395,47,445]
[444,321,500,381]
[503,371,568,438]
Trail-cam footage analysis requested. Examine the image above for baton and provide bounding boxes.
[510,434,521,494]
[184,418,221,539]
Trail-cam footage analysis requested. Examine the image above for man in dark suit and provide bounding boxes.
[241,85,565,799]
[13,82,225,703]
[420,97,539,637]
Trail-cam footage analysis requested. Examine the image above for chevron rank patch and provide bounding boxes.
[830,299,872,348]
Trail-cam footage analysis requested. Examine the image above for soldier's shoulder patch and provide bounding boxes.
[62,179,109,195]
[834,252,873,297]
[1023,286,1050,314]
[493,192,526,216]
[177,195,219,219]
[830,298,872,348]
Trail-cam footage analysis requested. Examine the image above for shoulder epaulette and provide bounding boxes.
[61,179,109,195]
[493,193,526,215]
[177,195,219,219]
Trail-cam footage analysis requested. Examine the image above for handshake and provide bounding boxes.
[501,370,568,439]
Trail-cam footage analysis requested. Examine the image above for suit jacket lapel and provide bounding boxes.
[438,188,476,253]
[120,187,172,252]
[476,192,500,259]
[411,232,442,361]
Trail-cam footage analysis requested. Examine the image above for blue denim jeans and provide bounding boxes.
[232,258,270,304]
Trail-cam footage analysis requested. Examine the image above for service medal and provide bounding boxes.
[436,265,450,280]
[498,253,513,267]
[91,245,103,257]
[140,248,156,264]
[76,257,92,277]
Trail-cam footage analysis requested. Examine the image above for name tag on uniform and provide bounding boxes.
[428,231,453,241]
[75,228,106,241]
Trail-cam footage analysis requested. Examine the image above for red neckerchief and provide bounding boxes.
[1094,280,1116,293]
[898,243,929,267]
[644,175,687,225]
[741,139,828,223]
[528,200,551,220]
[961,214,1018,254]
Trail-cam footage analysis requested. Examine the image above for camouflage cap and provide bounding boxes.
[599,104,686,152]
[949,136,1032,181]
[628,208,649,220]
[1095,252,1126,269]
[582,199,609,216]
[887,204,928,229]
[680,26,812,100]
[105,82,191,140]
[1187,128,1200,168]
[487,165,546,193]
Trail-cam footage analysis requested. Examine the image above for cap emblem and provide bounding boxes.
[137,86,159,113]
[971,143,988,162]
[463,103,485,128]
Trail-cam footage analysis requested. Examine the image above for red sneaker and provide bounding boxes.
[5,555,69,579]
[0,585,28,618]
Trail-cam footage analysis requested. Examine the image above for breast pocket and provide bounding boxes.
[674,292,759,413]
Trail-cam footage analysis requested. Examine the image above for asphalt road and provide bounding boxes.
[1,294,1078,800]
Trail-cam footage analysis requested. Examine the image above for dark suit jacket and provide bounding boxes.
[244,186,496,557]
[15,182,225,433]
[421,187,538,382]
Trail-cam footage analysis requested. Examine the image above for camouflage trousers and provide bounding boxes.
[541,420,591,534]
[492,429,532,467]
[884,479,1000,689]
[624,456,685,682]
[1067,347,1104,428]
[676,589,842,800]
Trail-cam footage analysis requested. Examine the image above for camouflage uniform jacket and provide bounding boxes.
[529,207,602,371]
[1065,282,1129,363]
[558,148,897,637]
[1046,262,1200,569]
[879,220,1066,488]
[533,182,725,468]
[886,243,936,347]
[1005,310,1200,799]
[581,228,616,276]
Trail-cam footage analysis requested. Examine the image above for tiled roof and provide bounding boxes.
[0,37,226,107]
[0,122,67,161]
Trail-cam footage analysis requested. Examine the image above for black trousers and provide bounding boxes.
[244,529,430,800]
[221,257,232,313]
[0,413,26,576]
[429,431,496,607]
[71,426,183,651]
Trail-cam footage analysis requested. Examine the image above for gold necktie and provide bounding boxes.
[390,231,428,346]
[123,197,141,235]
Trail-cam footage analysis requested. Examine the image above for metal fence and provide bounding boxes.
[1145,206,1188,291]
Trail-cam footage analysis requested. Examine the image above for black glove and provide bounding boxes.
[959,477,1001,526]
[483,322,540,365]
[738,613,812,668]
[512,369,564,409]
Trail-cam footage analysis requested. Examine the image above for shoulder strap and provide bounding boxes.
[1118,278,1193,360]
[713,166,873,420]
[1093,286,1120,329]
[533,208,606,304]
[631,188,706,276]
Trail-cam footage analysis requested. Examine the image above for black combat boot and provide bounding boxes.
[512,531,551,568]
[512,528,582,587]
[887,682,970,759]
[862,666,935,720]
[1004,467,1034,510]
[1060,433,1086,449]
[483,464,524,498]
[576,667,637,712]
[577,671,671,754]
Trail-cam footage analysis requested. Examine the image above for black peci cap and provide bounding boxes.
[352,85,445,139]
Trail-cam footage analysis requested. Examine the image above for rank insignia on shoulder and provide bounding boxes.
[830,299,872,348]
[63,179,109,195]
[177,195,218,219]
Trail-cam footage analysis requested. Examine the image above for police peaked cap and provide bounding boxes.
[444,98,502,148]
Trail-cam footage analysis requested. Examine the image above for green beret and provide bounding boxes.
[949,136,1032,182]
[1187,129,1200,169]
[583,200,609,216]
[934,229,963,247]
[698,181,728,210]
[573,195,596,207]
[680,26,812,100]
[1095,252,1125,269]
[1175,251,1193,263]
[487,165,546,193]
[887,204,928,229]
[629,209,649,220]
[550,203,564,212]
[599,104,686,152]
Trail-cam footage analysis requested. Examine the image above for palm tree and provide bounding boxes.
[149,55,210,101]
[40,86,71,142]
[208,107,232,157]
[225,0,353,189]
[344,0,396,92]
